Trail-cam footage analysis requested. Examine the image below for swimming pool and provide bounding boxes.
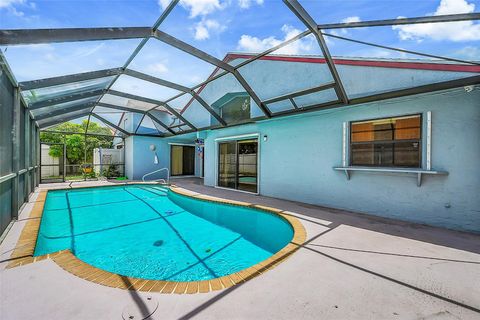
[34,185,294,282]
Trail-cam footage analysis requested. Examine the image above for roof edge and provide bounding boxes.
[224,53,480,73]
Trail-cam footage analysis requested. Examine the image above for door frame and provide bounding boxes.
[214,133,260,195]
[168,143,196,177]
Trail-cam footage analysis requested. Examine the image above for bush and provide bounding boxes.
[103,164,120,178]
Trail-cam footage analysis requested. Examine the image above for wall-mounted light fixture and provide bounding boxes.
[263,135,268,142]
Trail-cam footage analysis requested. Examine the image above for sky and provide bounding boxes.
[1,0,479,108]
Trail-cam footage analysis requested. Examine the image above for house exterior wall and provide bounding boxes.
[126,59,479,232]
[125,135,202,181]
[201,87,480,233]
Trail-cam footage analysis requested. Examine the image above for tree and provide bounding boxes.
[40,120,115,164]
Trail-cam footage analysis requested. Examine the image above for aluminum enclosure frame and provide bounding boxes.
[0,0,478,137]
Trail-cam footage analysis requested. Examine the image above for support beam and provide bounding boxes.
[12,87,21,218]
[232,70,272,118]
[153,29,270,118]
[108,89,196,130]
[89,1,180,120]
[34,103,96,121]
[134,114,147,134]
[148,112,176,135]
[263,81,336,105]
[322,33,480,66]
[273,75,480,117]
[349,75,480,105]
[191,94,227,126]
[284,0,348,104]
[41,129,124,138]
[318,12,480,29]
[123,69,226,125]
[0,27,152,45]
[123,68,190,92]
[153,30,235,73]
[19,68,123,90]
[91,113,130,136]
[96,102,144,114]
[38,111,92,128]
[234,30,311,69]
[29,88,105,110]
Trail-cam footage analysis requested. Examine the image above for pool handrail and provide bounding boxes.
[142,167,170,184]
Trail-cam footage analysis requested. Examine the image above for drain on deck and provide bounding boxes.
[122,295,158,320]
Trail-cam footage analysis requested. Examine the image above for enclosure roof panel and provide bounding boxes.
[0,1,479,136]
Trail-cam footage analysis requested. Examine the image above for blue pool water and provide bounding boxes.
[34,185,293,281]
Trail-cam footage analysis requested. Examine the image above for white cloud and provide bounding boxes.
[238,0,263,9]
[147,62,169,74]
[0,0,35,16]
[194,18,226,40]
[454,46,480,59]
[341,16,361,24]
[158,0,223,17]
[393,0,480,41]
[158,0,263,17]
[238,24,315,55]
[157,0,170,10]
[0,0,24,8]
[333,16,362,36]
[0,0,24,16]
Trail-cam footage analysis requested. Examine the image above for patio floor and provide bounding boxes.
[1,178,479,320]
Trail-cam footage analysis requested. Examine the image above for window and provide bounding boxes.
[219,96,250,123]
[350,114,421,168]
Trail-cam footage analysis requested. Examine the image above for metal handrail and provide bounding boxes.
[142,167,170,184]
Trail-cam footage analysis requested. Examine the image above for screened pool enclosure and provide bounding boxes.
[0,0,479,234]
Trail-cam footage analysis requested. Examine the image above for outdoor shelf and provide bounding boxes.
[333,166,448,187]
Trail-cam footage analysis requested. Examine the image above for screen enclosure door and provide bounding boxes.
[171,145,195,176]
[218,138,258,193]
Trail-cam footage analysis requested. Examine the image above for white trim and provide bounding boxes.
[214,132,260,195]
[426,111,432,171]
[168,143,196,146]
[214,133,259,142]
[342,122,347,167]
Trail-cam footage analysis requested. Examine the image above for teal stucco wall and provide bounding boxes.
[125,58,479,232]
[200,87,480,232]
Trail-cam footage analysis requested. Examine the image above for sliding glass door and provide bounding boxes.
[171,145,195,176]
[218,139,257,193]
[218,141,237,189]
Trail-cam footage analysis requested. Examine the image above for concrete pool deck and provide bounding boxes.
[1,179,479,319]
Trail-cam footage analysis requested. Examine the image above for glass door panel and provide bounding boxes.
[218,139,258,192]
[218,141,237,189]
[237,140,258,193]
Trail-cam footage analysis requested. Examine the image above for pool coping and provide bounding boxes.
[6,183,307,294]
